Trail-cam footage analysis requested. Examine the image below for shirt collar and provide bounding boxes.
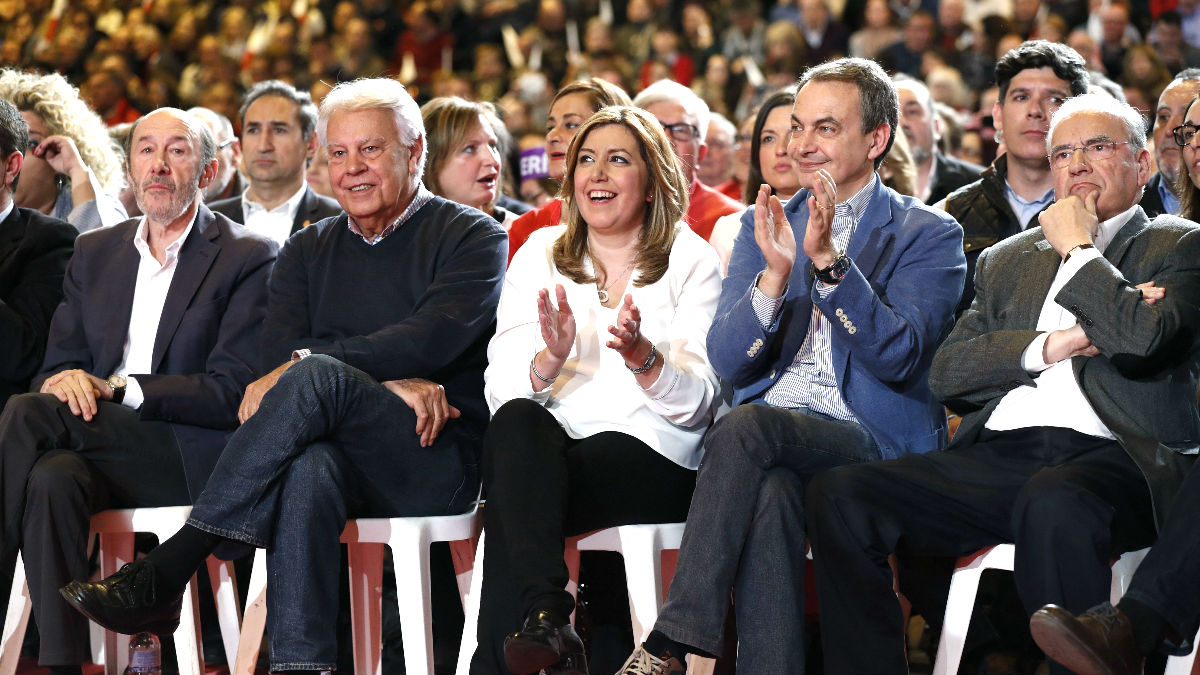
[835,173,877,221]
[242,182,308,218]
[1158,175,1181,215]
[1094,203,1139,254]
[0,200,13,225]
[133,209,199,264]
[1003,181,1056,208]
[346,185,434,245]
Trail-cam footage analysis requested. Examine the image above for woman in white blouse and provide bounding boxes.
[470,106,722,675]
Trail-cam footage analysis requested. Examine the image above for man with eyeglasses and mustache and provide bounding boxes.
[808,92,1200,673]
[0,106,276,674]
[634,79,742,242]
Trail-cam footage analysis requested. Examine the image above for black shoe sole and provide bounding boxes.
[504,636,568,675]
[59,585,180,636]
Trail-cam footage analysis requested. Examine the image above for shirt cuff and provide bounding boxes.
[1022,332,1054,373]
[122,376,144,410]
[750,271,786,330]
[1061,246,1102,278]
[814,279,837,298]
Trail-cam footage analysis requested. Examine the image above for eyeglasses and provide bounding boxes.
[1173,122,1200,147]
[217,138,235,150]
[660,121,699,142]
[1046,141,1131,169]
[734,133,753,145]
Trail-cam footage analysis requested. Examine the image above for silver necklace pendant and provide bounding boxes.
[597,289,609,304]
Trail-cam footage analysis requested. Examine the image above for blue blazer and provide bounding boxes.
[709,178,965,459]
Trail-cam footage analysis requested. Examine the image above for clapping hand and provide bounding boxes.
[753,184,796,298]
[606,293,642,355]
[804,169,838,270]
[538,284,576,362]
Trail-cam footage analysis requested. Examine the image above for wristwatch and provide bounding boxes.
[106,374,127,404]
[810,254,851,285]
[1065,243,1095,260]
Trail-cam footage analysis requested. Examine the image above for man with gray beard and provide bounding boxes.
[893,75,982,204]
[0,107,275,674]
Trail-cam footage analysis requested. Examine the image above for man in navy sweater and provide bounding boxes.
[63,78,508,673]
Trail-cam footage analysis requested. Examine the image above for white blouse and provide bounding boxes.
[485,224,723,470]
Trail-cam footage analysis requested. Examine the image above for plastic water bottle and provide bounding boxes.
[128,632,161,674]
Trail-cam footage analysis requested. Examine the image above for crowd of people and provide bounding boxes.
[1,1,1200,675]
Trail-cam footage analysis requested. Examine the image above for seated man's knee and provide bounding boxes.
[284,442,349,498]
[27,451,92,502]
[1,392,60,426]
[1012,473,1109,542]
[757,467,806,514]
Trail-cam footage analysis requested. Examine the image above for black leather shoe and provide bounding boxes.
[59,559,182,636]
[503,608,588,675]
[1030,603,1143,675]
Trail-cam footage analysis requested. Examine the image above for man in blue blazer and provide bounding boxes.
[617,58,965,675]
[0,107,276,672]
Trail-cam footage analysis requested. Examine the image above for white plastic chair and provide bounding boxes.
[0,506,241,675]
[454,521,688,675]
[932,545,1148,675]
[234,502,483,675]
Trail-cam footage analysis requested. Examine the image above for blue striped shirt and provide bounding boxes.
[750,175,877,420]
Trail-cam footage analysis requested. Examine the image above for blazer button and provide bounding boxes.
[769,369,777,379]
[848,326,857,335]
[835,308,845,317]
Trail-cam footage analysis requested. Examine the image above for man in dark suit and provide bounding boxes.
[1139,69,1200,218]
[0,99,77,407]
[65,77,506,673]
[808,93,1200,672]
[209,80,341,245]
[0,107,276,673]
[893,76,983,205]
[618,58,965,675]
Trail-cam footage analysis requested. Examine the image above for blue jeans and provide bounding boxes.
[652,403,880,674]
[188,355,481,670]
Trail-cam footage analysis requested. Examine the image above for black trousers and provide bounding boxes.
[807,426,1156,674]
[0,393,189,665]
[470,399,697,675]
[1122,453,1200,654]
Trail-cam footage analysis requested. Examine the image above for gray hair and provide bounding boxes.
[799,57,898,169]
[706,112,736,145]
[892,74,936,133]
[633,78,712,143]
[317,78,426,176]
[239,79,319,141]
[186,106,235,146]
[1047,92,1148,155]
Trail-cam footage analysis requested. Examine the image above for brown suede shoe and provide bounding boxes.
[1030,603,1143,675]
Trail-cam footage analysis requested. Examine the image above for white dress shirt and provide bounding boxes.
[113,213,198,409]
[985,204,1140,438]
[485,224,723,470]
[240,183,308,246]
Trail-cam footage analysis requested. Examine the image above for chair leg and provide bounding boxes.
[234,551,268,675]
[931,563,988,675]
[206,557,243,667]
[173,577,204,675]
[455,530,487,675]
[1109,548,1149,605]
[617,526,665,645]
[393,532,437,675]
[99,532,136,675]
[346,542,385,675]
[449,539,477,606]
[0,553,31,675]
[1164,627,1200,675]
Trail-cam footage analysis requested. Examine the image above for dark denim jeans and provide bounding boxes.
[188,355,480,670]
[653,403,880,674]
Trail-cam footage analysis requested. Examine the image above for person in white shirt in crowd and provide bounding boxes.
[470,105,722,675]
[209,80,342,245]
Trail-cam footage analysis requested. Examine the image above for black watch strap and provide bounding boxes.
[810,254,851,285]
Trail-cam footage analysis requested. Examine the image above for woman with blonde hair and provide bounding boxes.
[422,96,519,229]
[471,106,722,674]
[0,69,126,231]
[505,77,632,263]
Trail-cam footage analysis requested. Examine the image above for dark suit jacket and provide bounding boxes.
[928,152,984,206]
[208,185,342,238]
[1139,172,1170,219]
[35,205,278,499]
[930,209,1200,528]
[0,206,77,404]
